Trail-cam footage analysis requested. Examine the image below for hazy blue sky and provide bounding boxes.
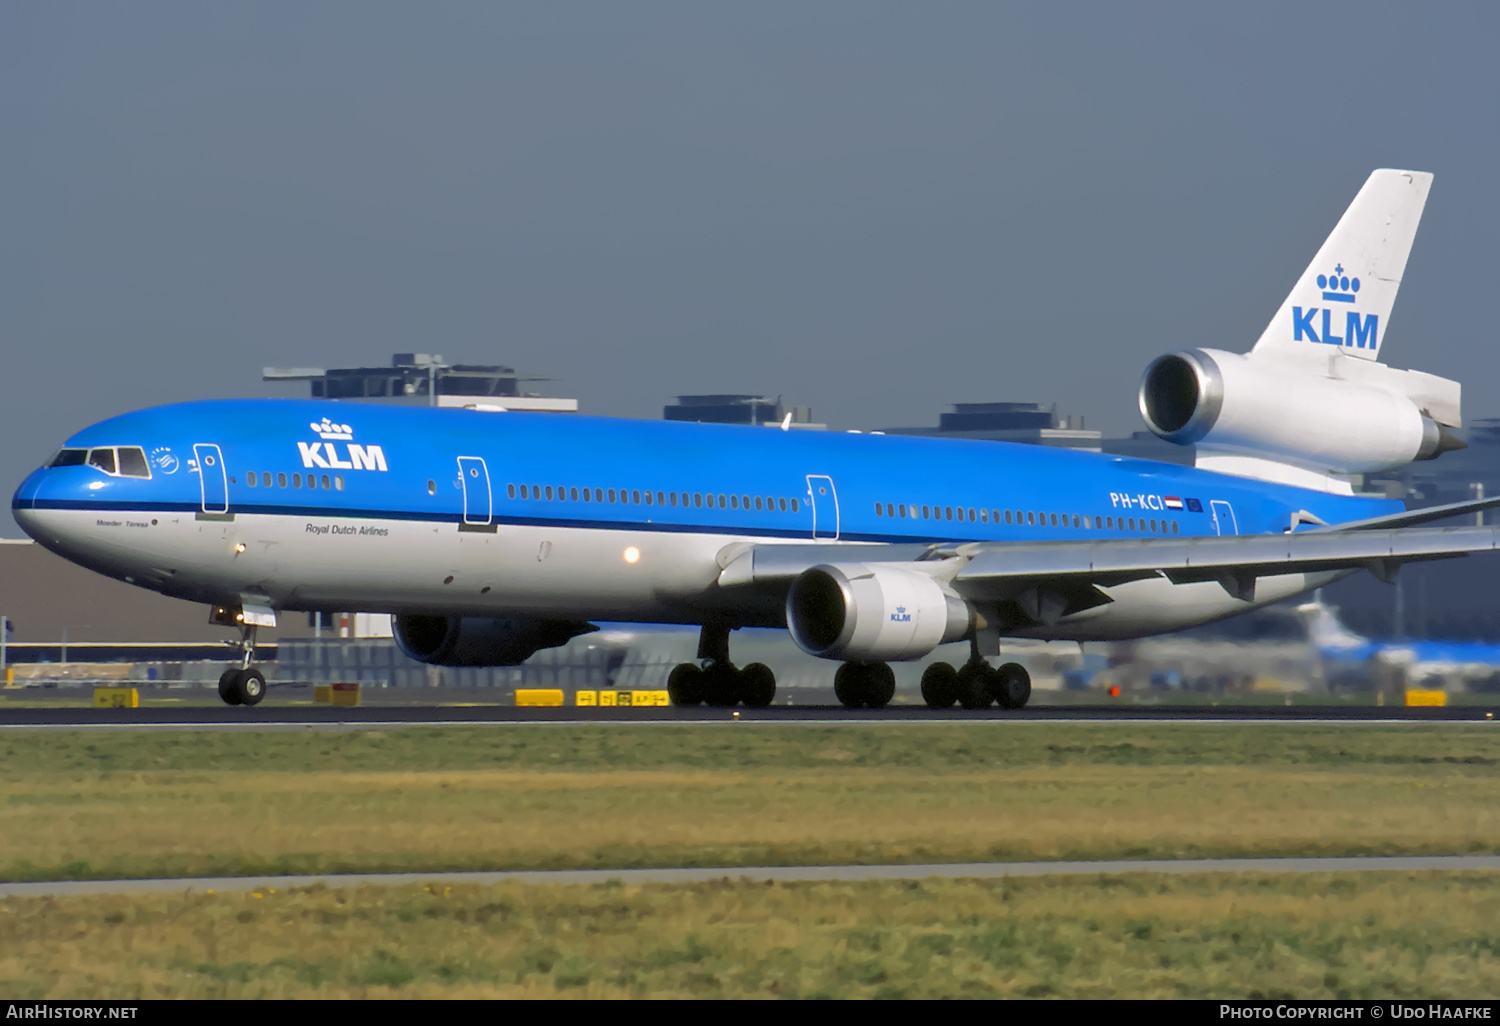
[4,2,1498,535]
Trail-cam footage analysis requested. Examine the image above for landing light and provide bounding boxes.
[623,546,641,564]
[235,543,247,553]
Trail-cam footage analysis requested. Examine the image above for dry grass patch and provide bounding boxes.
[0,766,1496,882]
[2,872,1498,999]
[1,725,1497,880]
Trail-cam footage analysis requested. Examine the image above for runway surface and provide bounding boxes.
[5,855,1498,899]
[1,701,1495,729]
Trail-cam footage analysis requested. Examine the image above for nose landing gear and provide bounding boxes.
[219,666,266,706]
[217,621,267,707]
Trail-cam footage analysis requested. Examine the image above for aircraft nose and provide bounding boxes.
[11,467,47,538]
[10,465,87,553]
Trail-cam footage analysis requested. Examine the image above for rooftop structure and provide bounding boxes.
[883,401,1104,450]
[663,395,821,429]
[264,354,578,412]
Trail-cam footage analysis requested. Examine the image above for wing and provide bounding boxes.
[954,524,1498,600]
[718,523,1500,607]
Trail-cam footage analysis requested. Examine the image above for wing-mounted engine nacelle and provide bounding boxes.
[1139,348,1463,474]
[786,562,971,662]
[393,614,597,667]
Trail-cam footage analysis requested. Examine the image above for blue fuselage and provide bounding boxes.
[11,399,1402,636]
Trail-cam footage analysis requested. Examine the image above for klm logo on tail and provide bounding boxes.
[297,418,388,473]
[1291,264,1379,349]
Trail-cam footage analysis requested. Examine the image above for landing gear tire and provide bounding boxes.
[740,663,777,708]
[921,662,958,709]
[703,664,742,708]
[218,667,266,707]
[834,662,862,708]
[668,663,706,706]
[835,661,895,709]
[218,669,243,707]
[992,662,1032,710]
[238,668,266,706]
[956,661,994,710]
[863,662,896,709]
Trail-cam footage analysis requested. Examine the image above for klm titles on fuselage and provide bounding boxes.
[296,419,388,473]
[1292,265,1378,349]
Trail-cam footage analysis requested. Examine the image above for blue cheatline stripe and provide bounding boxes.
[20,497,1022,546]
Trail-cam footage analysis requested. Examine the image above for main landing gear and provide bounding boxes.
[920,659,1032,710]
[218,622,267,707]
[667,623,777,708]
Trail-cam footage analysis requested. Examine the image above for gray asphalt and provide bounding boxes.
[4,856,1498,898]
[2,704,1496,730]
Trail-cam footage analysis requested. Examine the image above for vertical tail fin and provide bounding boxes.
[1297,598,1369,652]
[1251,169,1432,363]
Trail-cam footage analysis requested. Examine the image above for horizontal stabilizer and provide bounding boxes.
[1310,495,1500,533]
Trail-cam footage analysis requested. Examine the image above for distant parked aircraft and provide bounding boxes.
[1303,599,1500,688]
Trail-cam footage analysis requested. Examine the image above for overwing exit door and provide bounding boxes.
[806,475,839,540]
[458,456,496,532]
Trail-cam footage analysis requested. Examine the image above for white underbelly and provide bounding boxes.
[30,507,794,622]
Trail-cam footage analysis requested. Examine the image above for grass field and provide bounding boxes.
[3,872,1499,998]
[0,724,1496,882]
[2,723,1498,999]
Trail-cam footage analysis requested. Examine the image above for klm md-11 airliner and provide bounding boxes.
[13,169,1500,708]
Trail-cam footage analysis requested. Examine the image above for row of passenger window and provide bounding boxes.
[874,501,1180,535]
[247,471,345,491]
[506,483,801,513]
[50,447,151,479]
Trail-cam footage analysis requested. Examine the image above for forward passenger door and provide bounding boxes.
[192,443,229,517]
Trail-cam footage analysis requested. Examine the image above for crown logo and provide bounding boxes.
[1316,263,1360,304]
[895,606,906,614]
[310,418,353,440]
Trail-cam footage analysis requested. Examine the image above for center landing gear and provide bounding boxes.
[217,622,267,707]
[921,657,1032,710]
[834,661,897,709]
[667,623,777,708]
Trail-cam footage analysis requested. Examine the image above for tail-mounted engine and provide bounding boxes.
[1139,348,1463,475]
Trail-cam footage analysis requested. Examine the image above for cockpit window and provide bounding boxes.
[116,447,150,478]
[49,449,88,467]
[54,446,152,479]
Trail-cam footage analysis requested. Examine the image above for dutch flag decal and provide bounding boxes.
[1164,496,1184,510]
